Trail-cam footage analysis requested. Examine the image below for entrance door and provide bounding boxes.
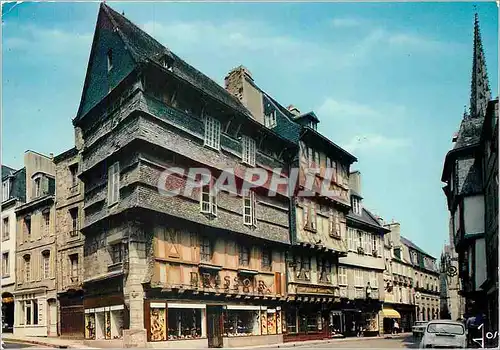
[206,305,223,348]
[47,299,57,336]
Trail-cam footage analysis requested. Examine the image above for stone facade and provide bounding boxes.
[54,147,85,337]
[14,151,57,337]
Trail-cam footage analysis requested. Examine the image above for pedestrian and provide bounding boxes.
[393,319,399,334]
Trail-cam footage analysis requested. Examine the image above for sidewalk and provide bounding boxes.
[231,333,413,349]
[1,332,412,349]
[1,334,98,349]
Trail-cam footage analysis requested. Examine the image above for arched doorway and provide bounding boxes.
[427,308,430,321]
[2,292,14,332]
[422,307,426,321]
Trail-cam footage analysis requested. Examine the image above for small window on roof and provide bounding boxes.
[107,49,113,71]
[162,55,173,72]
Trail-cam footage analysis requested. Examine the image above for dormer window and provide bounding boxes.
[32,173,53,198]
[352,197,361,215]
[162,55,174,72]
[107,49,113,71]
[264,110,277,128]
[2,179,10,201]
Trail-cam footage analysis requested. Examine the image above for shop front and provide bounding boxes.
[144,300,284,348]
[83,277,127,347]
[2,292,14,333]
[380,306,401,334]
[392,304,415,333]
[283,304,328,342]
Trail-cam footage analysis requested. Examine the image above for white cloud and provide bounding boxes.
[317,97,406,121]
[343,134,411,153]
[331,17,364,28]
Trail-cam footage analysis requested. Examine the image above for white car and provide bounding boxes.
[419,320,467,349]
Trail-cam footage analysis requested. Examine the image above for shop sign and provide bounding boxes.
[190,272,272,294]
[296,286,334,295]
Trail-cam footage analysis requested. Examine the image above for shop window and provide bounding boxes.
[295,256,311,281]
[168,308,202,340]
[150,305,167,341]
[286,309,297,334]
[85,306,124,340]
[224,309,260,336]
[20,299,38,325]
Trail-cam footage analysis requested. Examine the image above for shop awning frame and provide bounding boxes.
[381,308,401,319]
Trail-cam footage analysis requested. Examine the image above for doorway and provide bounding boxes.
[47,299,58,336]
[206,305,223,348]
[1,292,14,333]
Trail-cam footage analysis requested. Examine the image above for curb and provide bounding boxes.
[2,338,75,348]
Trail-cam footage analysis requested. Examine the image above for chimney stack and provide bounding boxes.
[287,105,301,117]
[49,153,54,159]
[349,170,361,195]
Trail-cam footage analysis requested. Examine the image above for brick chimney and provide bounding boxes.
[349,170,361,195]
[224,66,264,124]
[287,105,301,117]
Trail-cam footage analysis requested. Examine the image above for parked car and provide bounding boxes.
[413,321,428,338]
[419,320,467,349]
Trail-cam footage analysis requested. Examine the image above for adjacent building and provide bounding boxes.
[2,165,26,332]
[403,237,440,323]
[13,151,57,337]
[225,65,359,341]
[439,244,464,321]
[72,3,296,347]
[339,171,388,337]
[54,146,85,338]
[382,221,416,333]
[477,97,498,332]
[441,14,493,322]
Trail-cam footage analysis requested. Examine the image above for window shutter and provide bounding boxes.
[252,192,257,226]
[275,272,282,295]
[211,187,218,216]
[107,166,113,203]
[303,201,309,228]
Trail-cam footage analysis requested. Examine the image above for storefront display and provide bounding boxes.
[84,305,125,340]
[267,310,277,334]
[167,308,202,340]
[329,311,343,337]
[260,310,268,335]
[150,305,167,341]
[224,309,259,336]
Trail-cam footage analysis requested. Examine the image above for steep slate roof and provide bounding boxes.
[453,116,484,150]
[347,207,388,233]
[101,3,254,119]
[400,236,435,259]
[2,165,16,180]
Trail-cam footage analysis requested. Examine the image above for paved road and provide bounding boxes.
[294,335,420,348]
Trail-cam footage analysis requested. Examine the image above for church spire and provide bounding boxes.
[469,12,491,119]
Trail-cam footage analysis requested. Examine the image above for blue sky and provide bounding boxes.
[2,2,498,258]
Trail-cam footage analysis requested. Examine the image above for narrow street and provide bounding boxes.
[292,335,419,348]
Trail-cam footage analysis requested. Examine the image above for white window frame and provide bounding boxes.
[243,191,257,226]
[200,184,217,216]
[354,269,364,287]
[338,266,348,286]
[204,116,221,150]
[107,162,120,206]
[42,251,50,279]
[352,197,361,215]
[371,271,378,288]
[2,252,9,277]
[241,135,256,166]
[3,217,9,240]
[347,228,355,251]
[2,179,10,201]
[264,110,277,128]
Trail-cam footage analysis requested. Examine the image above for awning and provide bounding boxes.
[381,308,401,319]
[2,297,14,303]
